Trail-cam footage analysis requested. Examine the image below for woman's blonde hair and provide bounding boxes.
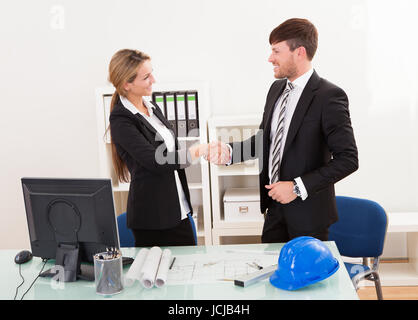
[106,49,150,183]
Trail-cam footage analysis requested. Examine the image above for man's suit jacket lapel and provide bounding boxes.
[282,70,320,156]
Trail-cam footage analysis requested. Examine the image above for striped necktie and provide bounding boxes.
[271,81,294,183]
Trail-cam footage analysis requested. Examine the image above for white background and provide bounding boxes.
[1,0,417,254]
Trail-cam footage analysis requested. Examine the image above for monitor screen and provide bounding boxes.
[21,178,120,281]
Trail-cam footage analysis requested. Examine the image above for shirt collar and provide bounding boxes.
[120,95,155,117]
[289,67,314,90]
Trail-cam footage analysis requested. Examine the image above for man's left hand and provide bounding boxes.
[265,181,297,204]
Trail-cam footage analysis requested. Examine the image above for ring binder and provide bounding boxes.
[186,91,199,137]
[175,92,187,137]
[152,92,166,117]
[165,92,177,136]
[151,90,200,138]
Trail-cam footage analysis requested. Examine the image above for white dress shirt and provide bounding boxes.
[120,95,190,220]
[267,69,314,200]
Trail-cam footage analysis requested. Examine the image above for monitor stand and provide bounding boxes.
[40,243,94,282]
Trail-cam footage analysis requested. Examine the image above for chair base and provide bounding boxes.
[344,262,383,300]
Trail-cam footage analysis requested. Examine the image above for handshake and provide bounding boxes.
[189,141,231,165]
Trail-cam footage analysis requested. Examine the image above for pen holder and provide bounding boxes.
[93,250,124,295]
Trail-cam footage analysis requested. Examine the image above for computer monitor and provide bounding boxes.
[21,177,120,282]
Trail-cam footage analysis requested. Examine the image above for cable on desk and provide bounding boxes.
[19,259,49,300]
[13,264,25,300]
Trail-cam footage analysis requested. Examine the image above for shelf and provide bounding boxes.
[214,161,260,176]
[208,114,264,245]
[358,262,418,287]
[211,225,263,241]
[213,220,263,230]
[188,182,203,190]
[197,222,204,237]
[192,205,205,237]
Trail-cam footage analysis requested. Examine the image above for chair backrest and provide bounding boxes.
[328,196,388,258]
[188,214,198,245]
[117,212,135,247]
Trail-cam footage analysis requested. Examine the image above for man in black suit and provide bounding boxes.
[208,18,358,242]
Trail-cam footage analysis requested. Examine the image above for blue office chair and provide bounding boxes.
[117,212,135,247]
[329,196,388,300]
[188,213,198,245]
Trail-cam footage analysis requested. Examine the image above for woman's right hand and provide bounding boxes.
[188,143,209,162]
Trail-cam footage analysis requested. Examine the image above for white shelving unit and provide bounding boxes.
[359,212,418,287]
[208,114,263,245]
[95,82,212,245]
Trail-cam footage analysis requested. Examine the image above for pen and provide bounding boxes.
[247,262,263,270]
[253,262,263,270]
[169,257,176,270]
[217,278,234,282]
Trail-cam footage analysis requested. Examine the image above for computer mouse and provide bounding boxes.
[14,250,33,264]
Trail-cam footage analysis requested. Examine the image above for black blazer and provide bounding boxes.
[109,97,192,230]
[230,70,359,231]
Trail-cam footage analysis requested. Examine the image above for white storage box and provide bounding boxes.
[223,188,263,222]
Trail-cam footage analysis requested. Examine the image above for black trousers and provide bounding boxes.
[261,202,329,243]
[131,215,196,247]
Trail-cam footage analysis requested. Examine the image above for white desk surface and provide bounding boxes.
[2,242,358,300]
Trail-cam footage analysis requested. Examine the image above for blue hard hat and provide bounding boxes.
[269,236,339,290]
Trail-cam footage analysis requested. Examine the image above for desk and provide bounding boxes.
[2,242,358,300]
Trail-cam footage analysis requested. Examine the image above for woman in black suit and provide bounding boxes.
[107,49,207,247]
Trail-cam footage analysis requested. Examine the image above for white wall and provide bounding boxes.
[1,0,417,252]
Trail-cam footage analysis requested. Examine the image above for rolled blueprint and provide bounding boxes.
[155,249,172,288]
[124,248,149,287]
[140,246,163,289]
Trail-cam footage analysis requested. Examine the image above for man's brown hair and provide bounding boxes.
[269,18,318,61]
